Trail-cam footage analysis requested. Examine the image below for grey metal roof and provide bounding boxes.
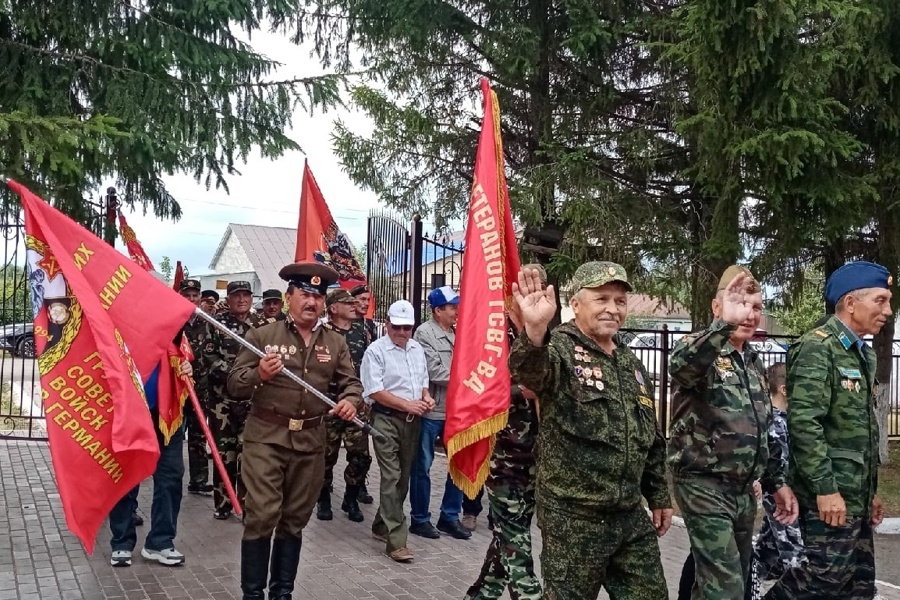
[209,224,297,293]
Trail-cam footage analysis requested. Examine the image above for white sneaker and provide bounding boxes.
[141,547,185,566]
[110,550,132,567]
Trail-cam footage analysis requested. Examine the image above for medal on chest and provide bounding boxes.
[315,344,332,363]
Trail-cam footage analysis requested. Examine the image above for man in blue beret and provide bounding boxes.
[766,261,892,599]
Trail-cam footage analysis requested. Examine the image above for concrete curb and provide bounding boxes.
[877,518,900,535]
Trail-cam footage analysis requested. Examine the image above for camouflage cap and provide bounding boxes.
[717,265,760,293]
[570,261,632,292]
[325,288,356,308]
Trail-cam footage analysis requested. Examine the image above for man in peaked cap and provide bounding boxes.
[766,261,891,599]
[229,261,364,600]
[509,261,672,599]
[669,265,797,600]
[177,278,214,496]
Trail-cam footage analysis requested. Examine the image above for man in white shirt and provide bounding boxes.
[361,300,434,562]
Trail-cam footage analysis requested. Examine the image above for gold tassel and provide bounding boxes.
[446,410,509,498]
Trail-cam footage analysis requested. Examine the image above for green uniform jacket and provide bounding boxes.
[668,319,784,492]
[227,316,364,453]
[787,316,879,517]
[509,322,671,517]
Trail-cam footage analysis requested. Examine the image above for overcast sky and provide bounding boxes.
[118,29,431,277]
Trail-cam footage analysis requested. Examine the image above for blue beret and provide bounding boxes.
[825,261,892,305]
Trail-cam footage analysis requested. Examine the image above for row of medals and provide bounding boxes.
[574,346,604,390]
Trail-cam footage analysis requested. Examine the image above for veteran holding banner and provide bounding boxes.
[509,262,672,600]
[228,262,363,600]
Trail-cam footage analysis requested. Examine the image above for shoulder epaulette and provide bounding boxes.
[814,329,829,338]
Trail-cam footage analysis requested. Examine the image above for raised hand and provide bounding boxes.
[720,271,756,326]
[512,268,556,345]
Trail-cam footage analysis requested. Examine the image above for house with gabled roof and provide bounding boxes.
[197,224,297,297]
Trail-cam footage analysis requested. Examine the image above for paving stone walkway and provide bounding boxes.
[2,439,900,599]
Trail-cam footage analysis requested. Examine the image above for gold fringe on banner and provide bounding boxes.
[447,410,509,498]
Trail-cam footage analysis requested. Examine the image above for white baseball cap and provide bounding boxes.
[387,300,415,326]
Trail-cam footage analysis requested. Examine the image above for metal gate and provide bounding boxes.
[366,211,465,326]
[0,206,44,440]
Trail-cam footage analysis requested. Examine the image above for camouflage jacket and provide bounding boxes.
[509,321,670,516]
[254,313,286,327]
[668,319,784,492]
[786,316,879,516]
[323,319,371,379]
[488,385,539,491]
[202,311,261,402]
[182,315,211,393]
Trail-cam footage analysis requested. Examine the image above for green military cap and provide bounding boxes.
[261,289,283,301]
[717,265,760,293]
[226,280,252,295]
[570,261,632,292]
[325,288,356,308]
[179,278,201,292]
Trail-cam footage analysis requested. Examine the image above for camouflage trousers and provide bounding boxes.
[464,483,541,600]
[674,479,757,600]
[764,510,875,600]
[748,495,805,600]
[538,504,667,600]
[183,388,210,486]
[209,397,250,513]
[321,414,372,491]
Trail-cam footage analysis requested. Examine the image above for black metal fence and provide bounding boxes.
[621,326,900,439]
[0,207,43,440]
[366,211,465,327]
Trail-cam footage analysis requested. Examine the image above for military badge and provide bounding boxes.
[280,345,288,355]
[311,275,321,285]
[715,357,734,371]
[575,346,584,352]
[854,381,861,393]
[593,366,602,379]
[596,381,605,391]
[316,353,331,363]
[607,266,616,276]
[635,370,644,385]
[575,366,583,376]
[289,345,297,355]
[639,396,654,408]
[584,377,592,386]
[839,367,861,379]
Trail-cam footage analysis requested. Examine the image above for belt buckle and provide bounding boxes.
[288,418,304,432]
[405,413,415,423]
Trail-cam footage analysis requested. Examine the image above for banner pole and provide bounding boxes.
[193,308,384,440]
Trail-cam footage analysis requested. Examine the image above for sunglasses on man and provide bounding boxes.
[390,324,413,332]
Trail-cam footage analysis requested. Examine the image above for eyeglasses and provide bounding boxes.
[390,324,413,332]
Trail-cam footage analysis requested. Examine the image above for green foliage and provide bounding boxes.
[0,265,31,325]
[159,256,173,280]
[0,0,343,222]
[770,268,826,335]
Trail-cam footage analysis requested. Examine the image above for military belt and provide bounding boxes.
[371,402,417,423]
[250,405,324,432]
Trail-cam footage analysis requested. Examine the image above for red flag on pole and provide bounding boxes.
[295,160,367,290]
[172,261,184,292]
[6,179,196,553]
[444,79,522,497]
[156,337,191,445]
[118,211,155,271]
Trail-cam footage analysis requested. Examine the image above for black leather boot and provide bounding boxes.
[316,487,333,520]
[268,535,302,600]
[240,538,271,600]
[358,481,374,504]
[341,485,364,522]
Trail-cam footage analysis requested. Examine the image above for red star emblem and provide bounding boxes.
[37,252,61,280]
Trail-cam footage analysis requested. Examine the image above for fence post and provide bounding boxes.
[410,214,424,327]
[659,323,670,436]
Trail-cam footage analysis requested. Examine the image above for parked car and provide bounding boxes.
[0,322,35,358]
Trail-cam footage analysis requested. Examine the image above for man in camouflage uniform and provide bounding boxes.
[316,288,373,522]
[669,265,798,600]
[350,283,378,504]
[465,264,547,600]
[260,288,286,322]
[200,289,219,316]
[203,280,269,519]
[766,261,890,599]
[748,362,805,599]
[510,262,672,600]
[178,278,214,495]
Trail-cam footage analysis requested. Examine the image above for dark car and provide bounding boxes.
[0,322,35,358]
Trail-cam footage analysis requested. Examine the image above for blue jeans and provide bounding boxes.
[109,421,185,552]
[409,417,464,525]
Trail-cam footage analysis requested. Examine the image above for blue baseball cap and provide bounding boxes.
[428,286,460,308]
[825,261,892,305]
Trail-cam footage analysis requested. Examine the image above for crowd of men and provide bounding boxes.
[108,257,889,600]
